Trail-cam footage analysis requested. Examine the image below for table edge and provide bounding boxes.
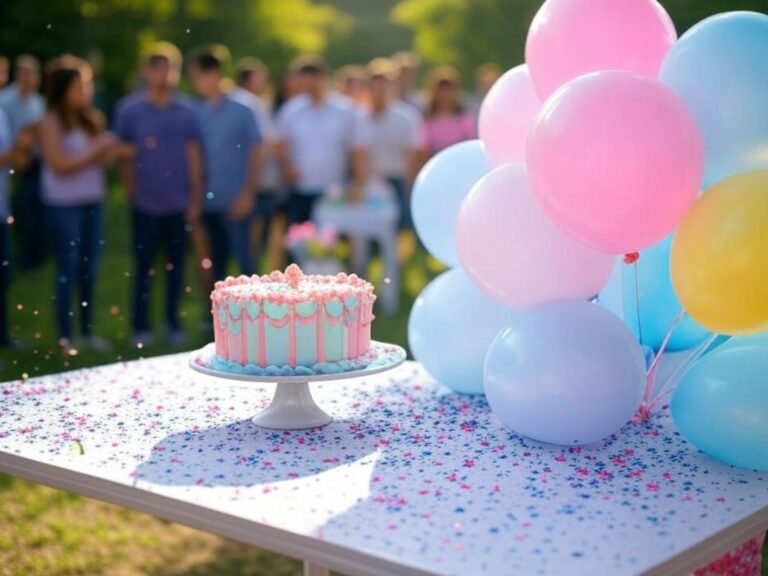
[640,505,768,576]
[0,452,436,576]
[5,451,767,576]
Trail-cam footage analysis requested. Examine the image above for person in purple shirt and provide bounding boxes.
[188,49,263,293]
[115,44,204,347]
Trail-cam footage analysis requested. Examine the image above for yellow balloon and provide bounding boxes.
[671,170,768,336]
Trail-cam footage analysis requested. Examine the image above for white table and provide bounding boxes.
[1,353,766,576]
[314,191,400,314]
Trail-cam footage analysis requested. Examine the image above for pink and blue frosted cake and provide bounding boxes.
[211,264,375,370]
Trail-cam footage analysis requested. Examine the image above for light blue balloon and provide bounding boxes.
[598,235,711,351]
[408,269,519,394]
[716,331,768,354]
[484,301,646,446]
[411,140,491,267]
[659,11,768,188]
[672,346,768,471]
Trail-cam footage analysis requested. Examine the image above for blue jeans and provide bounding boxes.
[202,211,254,280]
[47,203,102,340]
[254,192,276,249]
[131,210,186,333]
[19,160,47,269]
[386,177,412,230]
[287,190,322,225]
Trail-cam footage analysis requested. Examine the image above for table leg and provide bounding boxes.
[379,231,399,314]
[304,561,330,576]
[350,234,370,277]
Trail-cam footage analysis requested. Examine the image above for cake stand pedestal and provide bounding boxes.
[189,342,406,430]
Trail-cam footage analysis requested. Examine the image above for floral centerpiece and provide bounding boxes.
[284,222,348,275]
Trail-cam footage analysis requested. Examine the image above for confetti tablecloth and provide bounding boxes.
[1,354,766,576]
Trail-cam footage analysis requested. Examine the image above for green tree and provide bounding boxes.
[391,0,768,80]
[0,0,353,110]
[391,0,538,77]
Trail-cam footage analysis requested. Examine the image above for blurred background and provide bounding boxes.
[1,0,762,116]
[0,1,766,575]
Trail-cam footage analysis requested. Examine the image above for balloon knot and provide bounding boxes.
[623,252,640,265]
[631,402,652,424]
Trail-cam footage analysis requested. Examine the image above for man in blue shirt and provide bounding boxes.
[188,49,263,285]
[115,44,205,347]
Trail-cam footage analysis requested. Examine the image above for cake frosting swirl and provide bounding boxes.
[211,264,376,368]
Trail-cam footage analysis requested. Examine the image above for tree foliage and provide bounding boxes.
[391,0,768,79]
[0,0,352,108]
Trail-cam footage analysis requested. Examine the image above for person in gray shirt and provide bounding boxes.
[0,55,46,269]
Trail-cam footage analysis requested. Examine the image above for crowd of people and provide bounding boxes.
[0,46,501,354]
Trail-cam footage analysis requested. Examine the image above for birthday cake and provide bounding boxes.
[211,264,375,369]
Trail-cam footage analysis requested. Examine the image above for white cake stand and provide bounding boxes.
[189,341,406,430]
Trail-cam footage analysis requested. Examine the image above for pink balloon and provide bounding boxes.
[526,0,677,100]
[526,72,704,255]
[479,65,541,167]
[456,164,614,309]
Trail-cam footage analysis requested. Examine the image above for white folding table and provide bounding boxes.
[314,188,400,314]
[1,353,766,575]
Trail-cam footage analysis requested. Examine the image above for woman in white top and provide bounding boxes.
[39,55,115,351]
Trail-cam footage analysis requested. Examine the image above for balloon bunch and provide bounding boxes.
[409,0,768,468]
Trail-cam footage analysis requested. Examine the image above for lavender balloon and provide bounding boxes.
[409,269,520,394]
[484,300,646,445]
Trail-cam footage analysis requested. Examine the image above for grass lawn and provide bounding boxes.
[1,189,765,576]
[0,186,439,576]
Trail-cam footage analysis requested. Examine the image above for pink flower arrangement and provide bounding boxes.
[284,222,347,262]
[285,222,339,250]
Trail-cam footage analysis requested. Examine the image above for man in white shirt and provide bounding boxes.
[229,59,282,251]
[365,58,423,229]
[392,51,426,115]
[276,55,369,225]
[229,61,275,146]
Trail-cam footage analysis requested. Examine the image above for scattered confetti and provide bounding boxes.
[1,358,765,576]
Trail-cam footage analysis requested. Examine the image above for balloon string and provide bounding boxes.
[632,260,643,345]
[632,309,686,424]
[647,332,719,413]
[623,253,643,346]
[646,310,686,384]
